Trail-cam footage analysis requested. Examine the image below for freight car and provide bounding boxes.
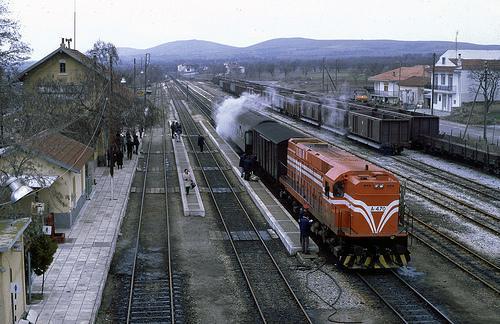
[348,110,410,153]
[226,110,409,269]
[214,77,412,153]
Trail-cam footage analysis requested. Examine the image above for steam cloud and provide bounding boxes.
[214,92,263,139]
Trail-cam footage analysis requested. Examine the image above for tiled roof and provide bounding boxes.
[449,58,500,70]
[368,65,428,82]
[399,76,428,87]
[17,46,107,81]
[27,133,94,173]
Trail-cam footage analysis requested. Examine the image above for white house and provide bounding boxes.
[368,65,429,106]
[224,62,245,76]
[177,64,198,76]
[425,50,500,111]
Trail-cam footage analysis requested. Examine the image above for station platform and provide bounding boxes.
[169,99,205,217]
[200,121,319,255]
[28,135,141,323]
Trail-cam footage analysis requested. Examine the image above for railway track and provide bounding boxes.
[392,156,500,202]
[182,80,500,294]
[358,271,453,323]
[123,88,180,323]
[167,80,312,323]
[409,215,500,295]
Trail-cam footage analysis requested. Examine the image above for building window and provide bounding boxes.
[59,62,66,73]
[441,57,445,64]
[438,95,441,102]
[433,74,438,85]
[433,95,437,104]
[454,100,456,104]
[383,82,388,92]
[441,74,445,85]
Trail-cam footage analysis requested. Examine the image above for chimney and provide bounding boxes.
[457,53,462,67]
[60,38,65,48]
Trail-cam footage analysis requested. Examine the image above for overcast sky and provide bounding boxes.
[9,0,500,60]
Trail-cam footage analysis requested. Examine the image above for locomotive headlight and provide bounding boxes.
[374,184,384,189]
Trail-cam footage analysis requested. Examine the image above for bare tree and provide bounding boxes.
[86,40,119,66]
[0,1,31,70]
[469,62,500,140]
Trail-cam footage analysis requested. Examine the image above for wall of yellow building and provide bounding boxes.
[0,155,86,216]
[0,239,27,324]
[22,52,90,91]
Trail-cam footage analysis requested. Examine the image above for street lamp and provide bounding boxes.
[120,77,126,84]
[0,172,33,203]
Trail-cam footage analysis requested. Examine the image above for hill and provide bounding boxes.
[117,38,500,63]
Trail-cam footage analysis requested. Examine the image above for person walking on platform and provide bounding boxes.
[117,150,124,169]
[197,135,205,152]
[239,153,247,178]
[299,208,313,254]
[183,169,194,195]
[126,132,133,160]
[170,121,176,138]
[133,133,140,154]
[175,122,182,142]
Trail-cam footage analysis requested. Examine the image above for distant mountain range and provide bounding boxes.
[117,38,500,63]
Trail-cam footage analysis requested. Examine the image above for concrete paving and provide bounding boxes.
[200,121,319,255]
[169,99,205,216]
[28,145,139,323]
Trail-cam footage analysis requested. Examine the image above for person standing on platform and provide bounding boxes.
[299,208,313,254]
[183,169,194,195]
[170,121,176,138]
[239,153,247,178]
[117,150,124,169]
[126,132,133,160]
[133,133,140,154]
[197,135,205,152]
[175,122,182,142]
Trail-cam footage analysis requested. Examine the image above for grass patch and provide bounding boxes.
[444,102,500,125]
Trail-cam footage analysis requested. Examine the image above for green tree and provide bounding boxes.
[30,234,57,295]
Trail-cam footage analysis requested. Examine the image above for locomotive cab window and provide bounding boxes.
[333,181,344,197]
[324,181,330,197]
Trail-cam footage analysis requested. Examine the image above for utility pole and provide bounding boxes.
[322,57,325,92]
[143,53,150,130]
[431,53,436,116]
[109,55,115,199]
[133,58,136,96]
[73,0,76,49]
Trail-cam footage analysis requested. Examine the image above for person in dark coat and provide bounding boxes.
[126,132,133,160]
[139,126,144,138]
[170,121,176,138]
[239,153,246,178]
[242,155,252,180]
[117,150,124,169]
[175,122,182,142]
[299,208,313,254]
[133,133,140,154]
[197,135,205,152]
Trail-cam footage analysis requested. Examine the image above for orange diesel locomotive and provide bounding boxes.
[280,138,409,268]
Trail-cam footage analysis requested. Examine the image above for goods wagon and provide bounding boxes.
[348,110,410,153]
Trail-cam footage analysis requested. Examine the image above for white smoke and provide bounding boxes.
[214,92,261,139]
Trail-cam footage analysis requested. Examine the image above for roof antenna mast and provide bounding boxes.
[73,0,76,50]
[455,30,459,59]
